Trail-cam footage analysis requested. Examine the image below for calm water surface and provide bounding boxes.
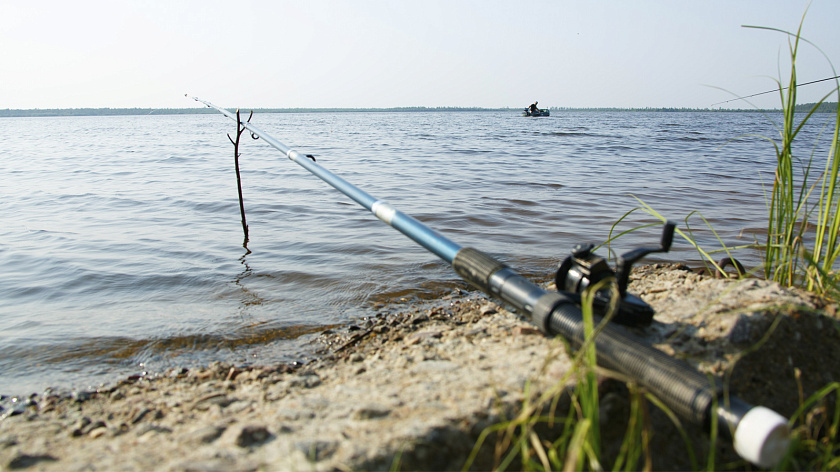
[1,111,835,395]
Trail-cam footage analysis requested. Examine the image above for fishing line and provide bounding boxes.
[711,74,840,107]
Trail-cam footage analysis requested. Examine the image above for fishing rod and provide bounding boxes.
[711,74,840,107]
[190,95,790,467]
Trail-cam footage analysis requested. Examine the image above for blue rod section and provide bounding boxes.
[192,97,462,263]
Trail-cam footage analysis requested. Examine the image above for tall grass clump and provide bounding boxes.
[752,19,840,296]
[611,15,840,295]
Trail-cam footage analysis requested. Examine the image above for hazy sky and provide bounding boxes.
[2,0,838,110]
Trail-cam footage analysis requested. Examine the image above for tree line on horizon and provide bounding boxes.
[0,102,836,118]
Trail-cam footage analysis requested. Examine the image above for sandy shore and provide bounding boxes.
[1,264,838,471]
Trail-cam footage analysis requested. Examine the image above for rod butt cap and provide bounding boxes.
[733,406,789,468]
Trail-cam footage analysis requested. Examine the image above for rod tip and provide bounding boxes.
[734,406,790,468]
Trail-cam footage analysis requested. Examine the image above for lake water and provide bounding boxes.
[1,110,835,396]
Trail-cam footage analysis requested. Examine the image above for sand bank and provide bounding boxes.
[1,264,837,471]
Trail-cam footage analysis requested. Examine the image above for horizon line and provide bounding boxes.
[1,102,836,118]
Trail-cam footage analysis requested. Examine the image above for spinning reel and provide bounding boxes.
[554,222,675,327]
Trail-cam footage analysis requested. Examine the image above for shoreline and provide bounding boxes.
[1,264,838,470]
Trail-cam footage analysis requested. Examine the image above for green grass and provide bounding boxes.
[753,20,840,296]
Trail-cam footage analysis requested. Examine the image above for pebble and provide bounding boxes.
[6,453,58,469]
[134,424,173,437]
[353,405,391,420]
[187,425,227,444]
[233,425,271,448]
[130,407,153,424]
[193,394,232,411]
[479,303,498,315]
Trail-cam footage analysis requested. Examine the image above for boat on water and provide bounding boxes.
[522,108,550,117]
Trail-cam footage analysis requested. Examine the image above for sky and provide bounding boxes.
[1,0,838,110]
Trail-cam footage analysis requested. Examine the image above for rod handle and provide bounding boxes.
[535,292,717,424]
[534,293,790,466]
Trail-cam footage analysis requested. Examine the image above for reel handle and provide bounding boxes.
[616,221,676,296]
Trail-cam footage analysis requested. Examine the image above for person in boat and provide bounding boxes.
[529,101,539,113]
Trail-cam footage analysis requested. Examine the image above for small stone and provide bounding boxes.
[134,424,173,438]
[480,303,499,315]
[83,420,107,435]
[109,423,130,437]
[353,405,391,420]
[7,453,57,469]
[70,417,92,437]
[187,425,227,444]
[88,427,108,439]
[410,314,429,325]
[74,416,91,429]
[234,425,271,448]
[193,393,233,411]
[226,400,253,415]
[130,407,152,424]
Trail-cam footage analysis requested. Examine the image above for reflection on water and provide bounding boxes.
[0,111,835,395]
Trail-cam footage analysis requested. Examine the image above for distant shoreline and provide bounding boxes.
[0,102,835,118]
